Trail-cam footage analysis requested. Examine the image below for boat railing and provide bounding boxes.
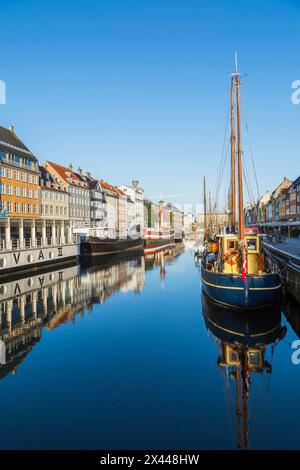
[0,234,79,252]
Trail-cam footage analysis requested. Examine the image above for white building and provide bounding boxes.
[118,180,144,236]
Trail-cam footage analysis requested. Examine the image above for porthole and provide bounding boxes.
[27,254,33,263]
[0,258,7,269]
[49,251,54,259]
[27,278,33,287]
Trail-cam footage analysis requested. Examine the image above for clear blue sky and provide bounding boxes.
[0,0,299,208]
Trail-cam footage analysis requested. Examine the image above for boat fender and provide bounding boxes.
[224,249,240,265]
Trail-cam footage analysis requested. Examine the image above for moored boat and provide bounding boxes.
[201,57,281,309]
[80,235,144,257]
[144,228,175,254]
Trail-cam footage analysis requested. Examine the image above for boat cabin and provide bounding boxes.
[217,232,265,275]
[219,344,265,372]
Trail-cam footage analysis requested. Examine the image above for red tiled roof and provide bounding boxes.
[100,180,122,197]
[39,164,69,193]
[46,161,89,190]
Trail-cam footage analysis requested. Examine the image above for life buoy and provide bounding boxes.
[224,248,240,265]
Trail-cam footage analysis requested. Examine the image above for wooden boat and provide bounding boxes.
[201,59,281,309]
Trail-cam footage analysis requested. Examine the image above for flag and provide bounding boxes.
[242,258,248,282]
[0,209,7,218]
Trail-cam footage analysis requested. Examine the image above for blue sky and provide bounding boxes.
[0,0,299,208]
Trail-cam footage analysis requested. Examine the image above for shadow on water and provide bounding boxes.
[201,291,287,450]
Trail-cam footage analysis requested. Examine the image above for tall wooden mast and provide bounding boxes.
[230,73,236,232]
[235,65,244,240]
[203,175,207,234]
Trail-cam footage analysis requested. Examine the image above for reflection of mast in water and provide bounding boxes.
[160,252,166,288]
[202,292,286,450]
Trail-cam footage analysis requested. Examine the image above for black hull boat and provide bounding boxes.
[80,236,144,257]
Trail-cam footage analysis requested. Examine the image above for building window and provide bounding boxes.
[33,205,37,214]
[15,202,20,213]
[21,173,26,182]
[22,203,26,214]
[28,204,32,214]
[14,170,19,180]
[14,186,20,196]
[28,174,32,183]
[45,205,49,215]
[33,189,37,199]
[28,188,32,198]
[0,167,5,177]
[0,183,5,194]
[7,202,12,213]
[0,201,5,212]
[50,205,53,215]
[7,169,12,179]
[21,187,27,197]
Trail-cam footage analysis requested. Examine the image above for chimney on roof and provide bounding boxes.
[9,125,15,134]
[86,171,91,178]
[132,180,139,188]
[69,163,73,171]
[77,166,82,176]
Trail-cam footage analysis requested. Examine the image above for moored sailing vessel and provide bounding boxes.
[201,58,281,309]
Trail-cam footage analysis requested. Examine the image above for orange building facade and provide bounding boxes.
[0,126,40,247]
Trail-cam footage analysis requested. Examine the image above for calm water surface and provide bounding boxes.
[0,246,299,450]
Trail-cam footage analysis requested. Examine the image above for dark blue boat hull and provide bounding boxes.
[201,265,281,309]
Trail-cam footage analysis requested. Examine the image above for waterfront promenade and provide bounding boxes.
[264,237,300,269]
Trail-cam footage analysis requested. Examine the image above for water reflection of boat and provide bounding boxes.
[144,243,184,268]
[202,292,286,449]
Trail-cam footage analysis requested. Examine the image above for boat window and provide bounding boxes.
[229,351,239,364]
[247,351,261,367]
[247,239,257,251]
[227,240,236,250]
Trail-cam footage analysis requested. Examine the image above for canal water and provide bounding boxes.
[0,245,299,450]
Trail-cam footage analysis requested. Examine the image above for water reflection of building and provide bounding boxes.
[202,293,286,450]
[0,246,185,380]
[0,255,146,378]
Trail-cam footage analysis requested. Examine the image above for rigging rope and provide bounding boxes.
[240,90,260,201]
[212,105,230,213]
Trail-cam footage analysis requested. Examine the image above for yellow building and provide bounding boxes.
[0,125,40,246]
